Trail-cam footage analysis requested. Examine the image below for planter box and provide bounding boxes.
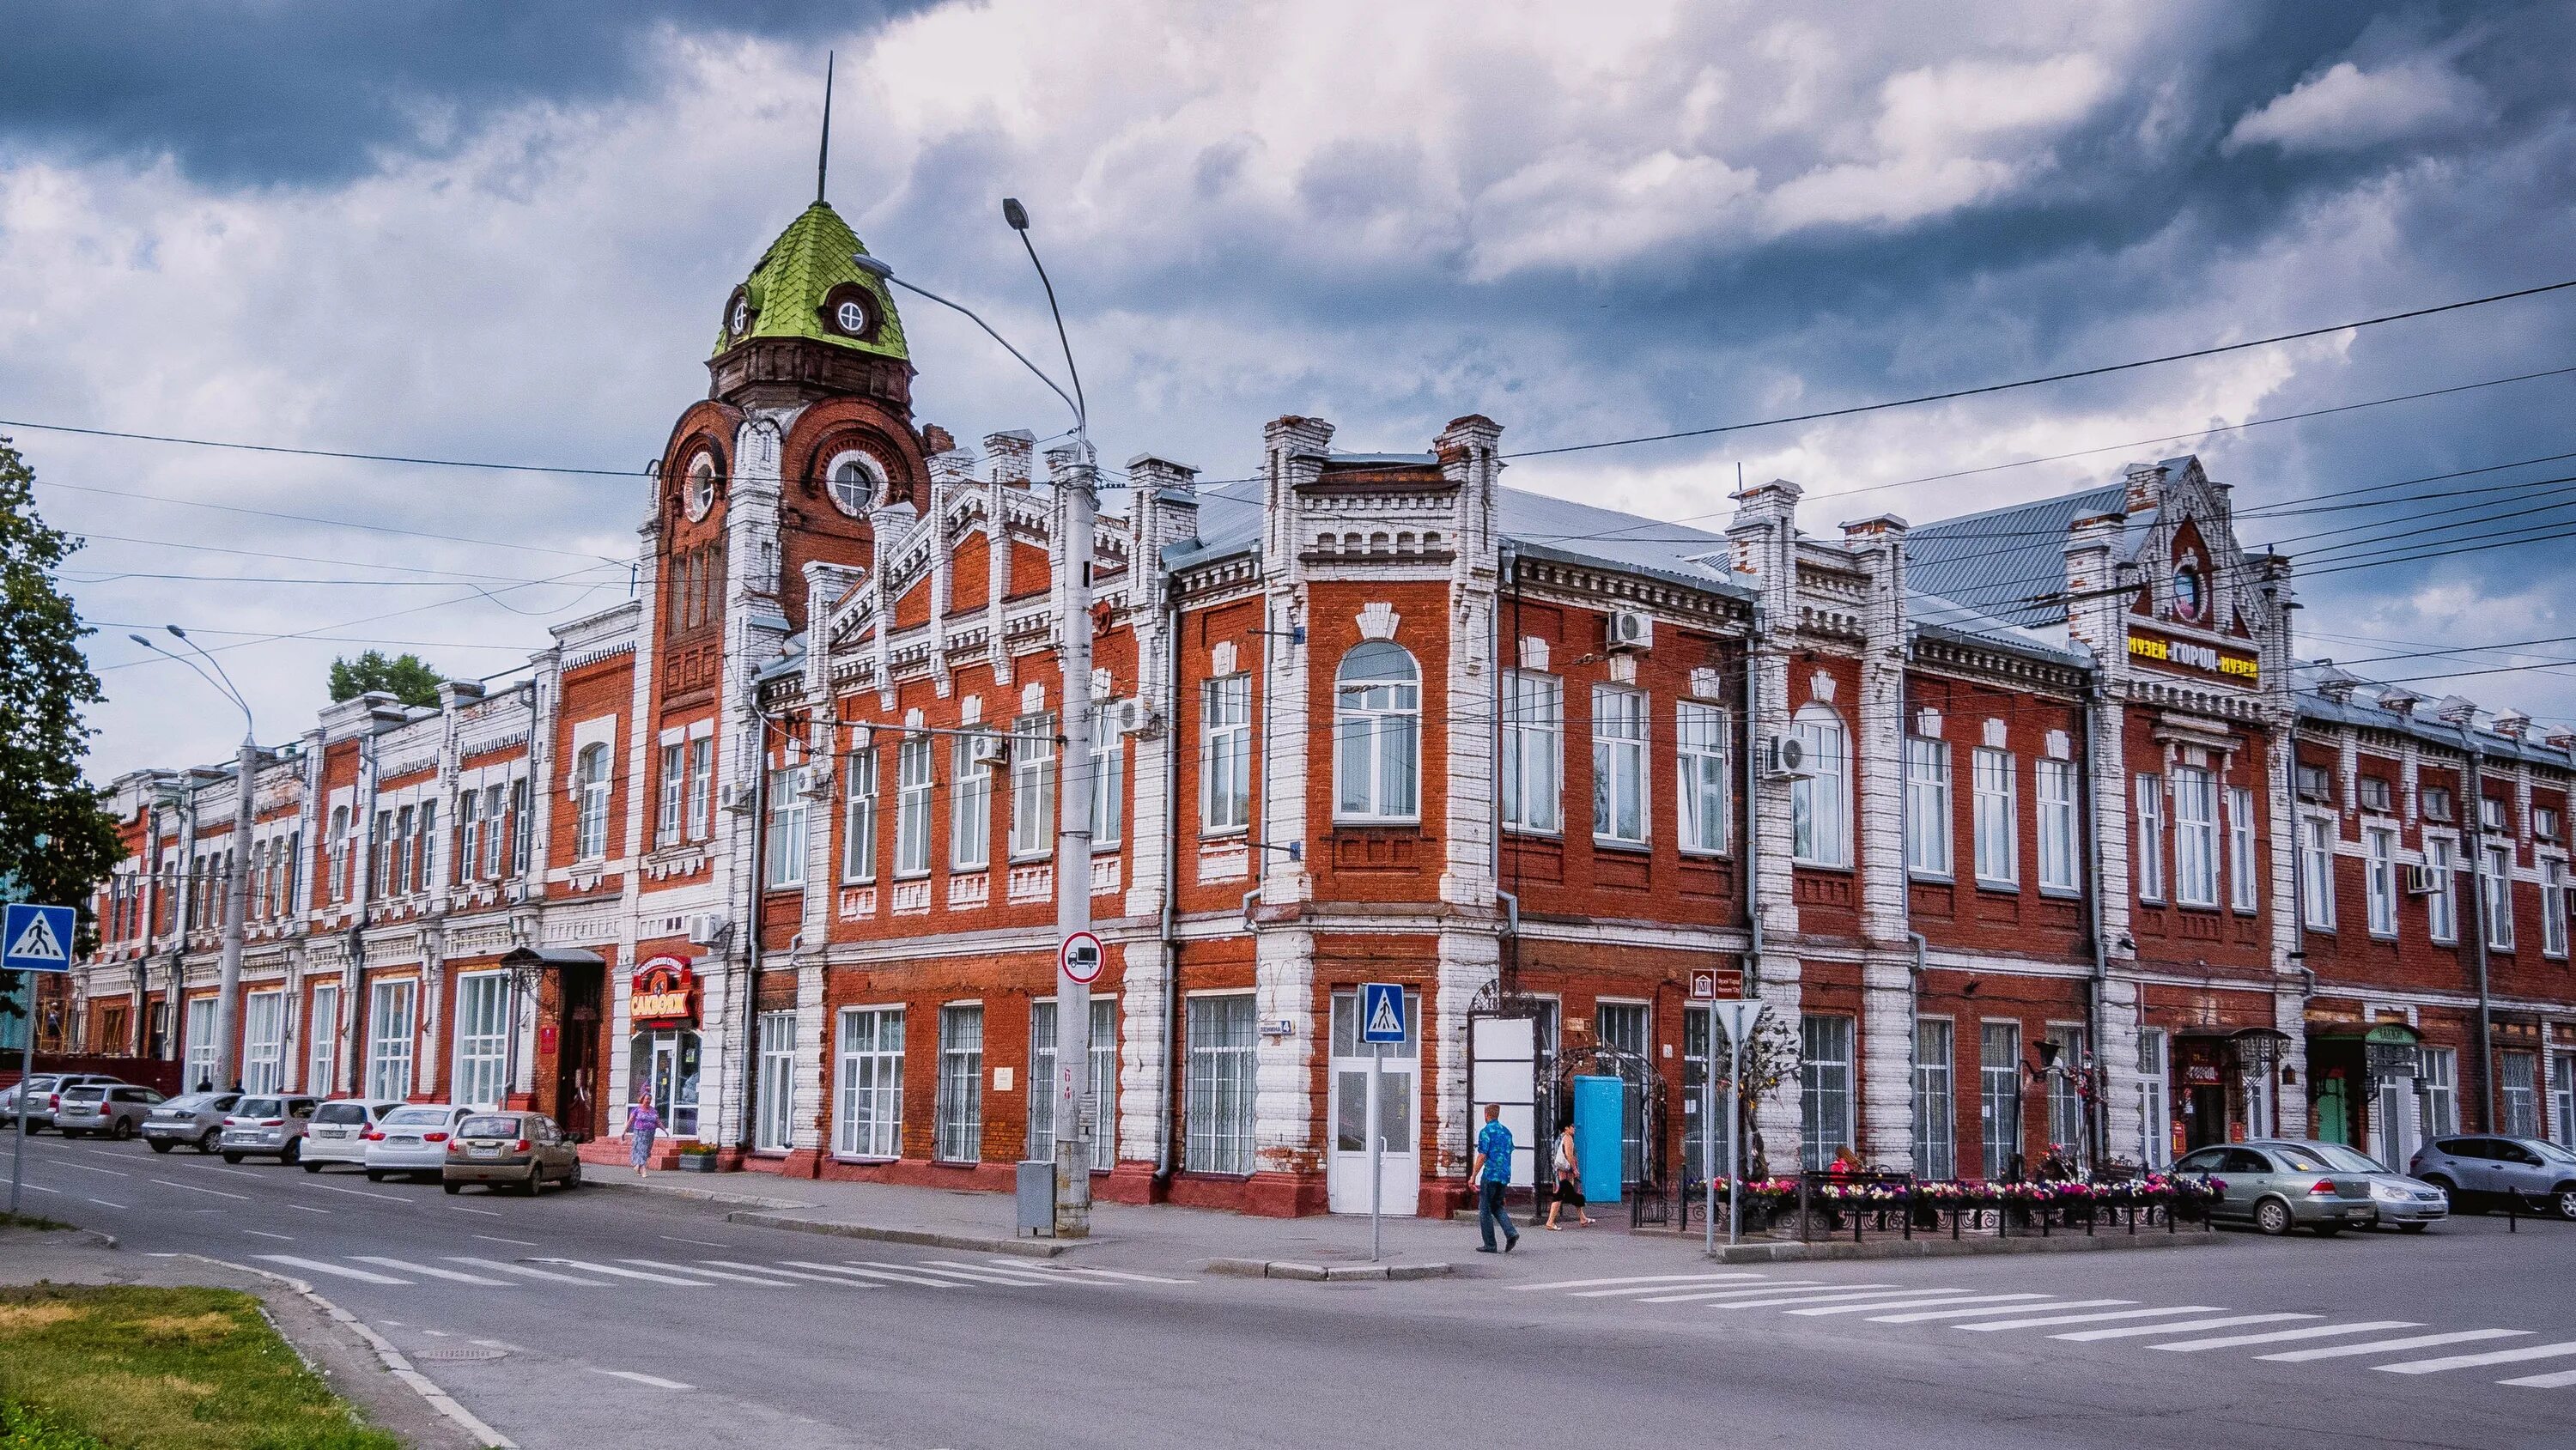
[674,1154,720,1174]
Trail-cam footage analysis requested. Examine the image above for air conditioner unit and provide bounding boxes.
[1112,698,1154,737]
[1765,734,1813,780]
[800,761,835,798]
[685,912,731,946]
[969,733,1009,769]
[2403,863,2445,895]
[1606,610,1654,652]
[718,782,753,816]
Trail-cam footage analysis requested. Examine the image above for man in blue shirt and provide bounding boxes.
[1469,1102,1520,1253]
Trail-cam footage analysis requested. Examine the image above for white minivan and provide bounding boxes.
[302,1100,408,1172]
[364,1104,473,1181]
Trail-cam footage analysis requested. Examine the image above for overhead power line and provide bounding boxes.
[37,478,629,562]
[0,420,643,477]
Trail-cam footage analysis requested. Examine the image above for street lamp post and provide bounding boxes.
[132,628,256,1089]
[853,200,1098,1235]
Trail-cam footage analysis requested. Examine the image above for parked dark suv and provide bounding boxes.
[2409,1136,2576,1218]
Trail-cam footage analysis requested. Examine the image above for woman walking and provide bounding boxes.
[1545,1119,1595,1229]
[626,1095,662,1177]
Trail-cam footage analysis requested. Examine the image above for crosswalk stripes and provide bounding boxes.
[1512,1273,1768,1292]
[1957,1306,2223,1332]
[2051,1313,2314,1343]
[781,1259,963,1288]
[1635,1281,1836,1304]
[534,1259,741,1287]
[1786,1293,2052,1319]
[2499,1366,2576,1389]
[349,1255,510,1286]
[2375,1342,2576,1376]
[617,1259,801,1287]
[245,1249,1191,1296]
[1868,1298,2134,1325]
[2150,1321,2419,1353]
[255,1254,410,1285]
[701,1259,882,1289]
[1707,1288,1960,1311]
[445,1257,615,1286]
[1568,1274,1769,1299]
[2256,1329,2530,1363]
[1000,1260,1193,1285]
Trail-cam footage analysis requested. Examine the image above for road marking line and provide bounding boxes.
[2499,1366,2576,1389]
[700,1260,881,1289]
[448,1205,503,1218]
[1706,1288,1955,1310]
[2258,1329,2530,1362]
[471,1339,522,1352]
[83,1197,127,1210]
[17,1183,58,1195]
[308,1182,407,1202]
[2054,1313,2314,1343]
[472,1235,539,1247]
[64,1162,131,1177]
[196,1164,265,1178]
[289,1204,331,1215]
[2153,1321,2419,1352]
[1637,1281,1835,1304]
[2375,1342,2576,1375]
[661,1235,725,1248]
[1512,1272,1773,1291]
[874,1262,1043,1287]
[618,1259,800,1287]
[353,1256,513,1286]
[592,1369,691,1391]
[423,1330,450,1338]
[151,1178,248,1200]
[535,1259,734,1287]
[1869,1299,2133,1325]
[1789,1293,2051,1319]
[1571,1273,1770,1298]
[1017,1264,1194,1285]
[243,1230,296,1242]
[1959,1306,2223,1332]
[446,1258,614,1286]
[256,1254,411,1285]
[780,1260,959,1289]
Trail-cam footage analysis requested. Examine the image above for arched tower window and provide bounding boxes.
[574,745,612,861]
[1334,641,1420,822]
[1790,704,1850,867]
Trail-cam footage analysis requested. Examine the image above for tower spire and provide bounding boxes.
[817,51,835,205]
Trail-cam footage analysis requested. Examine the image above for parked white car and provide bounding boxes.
[301,1099,407,1172]
[363,1103,472,1181]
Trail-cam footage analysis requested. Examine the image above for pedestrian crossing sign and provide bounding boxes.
[3,903,74,974]
[1359,981,1405,1044]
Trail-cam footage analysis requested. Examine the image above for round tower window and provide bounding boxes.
[835,299,870,335]
[825,451,884,517]
[730,297,751,336]
[686,454,718,522]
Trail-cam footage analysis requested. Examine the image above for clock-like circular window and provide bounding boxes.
[685,453,719,522]
[723,286,756,342]
[2173,562,2205,622]
[835,300,868,333]
[817,282,876,341]
[824,450,884,517]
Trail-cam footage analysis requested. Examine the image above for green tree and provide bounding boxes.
[328,649,445,707]
[0,438,125,1032]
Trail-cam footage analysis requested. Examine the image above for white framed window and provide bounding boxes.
[456,792,482,885]
[895,734,933,877]
[2366,826,2399,936]
[841,746,878,883]
[393,805,416,894]
[2172,766,2219,907]
[1913,1017,1955,1180]
[2555,1052,2576,1150]
[183,997,216,1089]
[2227,785,2258,913]
[756,1010,797,1152]
[1334,642,1421,822]
[2482,843,2516,950]
[1790,705,1850,867]
[657,742,686,846]
[2036,758,2080,894]
[765,766,808,889]
[2419,1047,2459,1137]
[834,1006,903,1158]
[479,784,506,877]
[1591,685,1648,846]
[1799,1014,1856,1172]
[2044,1023,2089,1169]
[573,744,611,861]
[367,978,417,1101]
[1979,1021,2022,1181]
[2136,1028,2171,1169]
[951,736,993,871]
[2427,836,2458,943]
[1501,670,1563,835]
[1029,997,1117,1170]
[1971,747,2015,887]
[2501,1050,2540,1139]
[1677,701,1729,855]
[328,806,352,901]
[453,971,510,1109]
[2544,857,2569,958]
[2136,776,2166,901]
[412,803,434,892]
[509,778,532,876]
[2299,816,2336,929]
[685,739,714,841]
[1010,715,1055,860]
[1183,994,1257,1174]
[241,990,286,1095]
[1090,704,1124,849]
[306,984,339,1095]
[1904,736,1952,877]
[935,1004,985,1162]
[1201,675,1252,834]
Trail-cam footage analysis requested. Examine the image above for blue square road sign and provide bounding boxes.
[3,904,76,974]
[1358,981,1406,1045]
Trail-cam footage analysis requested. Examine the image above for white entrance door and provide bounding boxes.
[2377,1077,2422,1168]
[1327,990,1417,1215]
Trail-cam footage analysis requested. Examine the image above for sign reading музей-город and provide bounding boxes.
[2127,625,2259,684]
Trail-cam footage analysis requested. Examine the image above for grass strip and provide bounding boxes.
[0,1285,398,1450]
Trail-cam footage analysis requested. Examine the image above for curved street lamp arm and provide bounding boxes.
[874,272,1084,434]
[1012,229,1087,436]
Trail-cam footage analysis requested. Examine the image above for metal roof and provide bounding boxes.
[1901,482,2128,629]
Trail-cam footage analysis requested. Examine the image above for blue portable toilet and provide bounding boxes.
[1572,1074,1625,1205]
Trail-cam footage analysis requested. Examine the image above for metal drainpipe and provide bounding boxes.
[2080,681,2112,1167]
[2458,721,2496,1132]
[1742,599,1766,998]
[1155,573,1183,1183]
[739,710,773,1156]
[1494,543,1516,1001]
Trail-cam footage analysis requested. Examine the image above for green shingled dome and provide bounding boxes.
[714,202,908,362]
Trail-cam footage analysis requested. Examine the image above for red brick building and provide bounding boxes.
[62,197,2576,1214]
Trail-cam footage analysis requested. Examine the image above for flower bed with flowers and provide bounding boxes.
[1719,1173,2227,1240]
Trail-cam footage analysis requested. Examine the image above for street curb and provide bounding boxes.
[193,1254,514,1449]
[1704,1230,2227,1263]
[585,1178,821,1212]
[723,1209,1073,1258]
[1205,1257,1454,1281]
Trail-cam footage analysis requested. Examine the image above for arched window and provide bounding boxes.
[685,453,718,522]
[825,450,884,517]
[1334,641,1420,822]
[574,744,612,860]
[1790,704,1850,867]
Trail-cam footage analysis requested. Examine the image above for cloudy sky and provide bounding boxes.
[3,0,2572,779]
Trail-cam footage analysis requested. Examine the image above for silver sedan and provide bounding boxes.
[2245,1138,2447,1232]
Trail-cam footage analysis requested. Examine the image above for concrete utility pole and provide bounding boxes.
[134,627,256,1089]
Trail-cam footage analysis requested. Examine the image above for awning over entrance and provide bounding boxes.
[497,945,606,970]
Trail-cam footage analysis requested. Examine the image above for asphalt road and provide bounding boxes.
[10,1129,2576,1450]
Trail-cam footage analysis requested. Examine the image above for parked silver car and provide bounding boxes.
[2172,1142,2380,1235]
[363,1104,471,1181]
[2244,1138,2447,1232]
[53,1083,166,1140]
[143,1091,242,1154]
[301,1100,407,1173]
[219,1095,321,1164]
[2409,1135,2576,1218]
[2,1073,124,1132]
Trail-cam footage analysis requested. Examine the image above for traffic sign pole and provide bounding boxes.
[1357,983,1404,1263]
[5,903,79,1220]
[1368,1039,1382,1262]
